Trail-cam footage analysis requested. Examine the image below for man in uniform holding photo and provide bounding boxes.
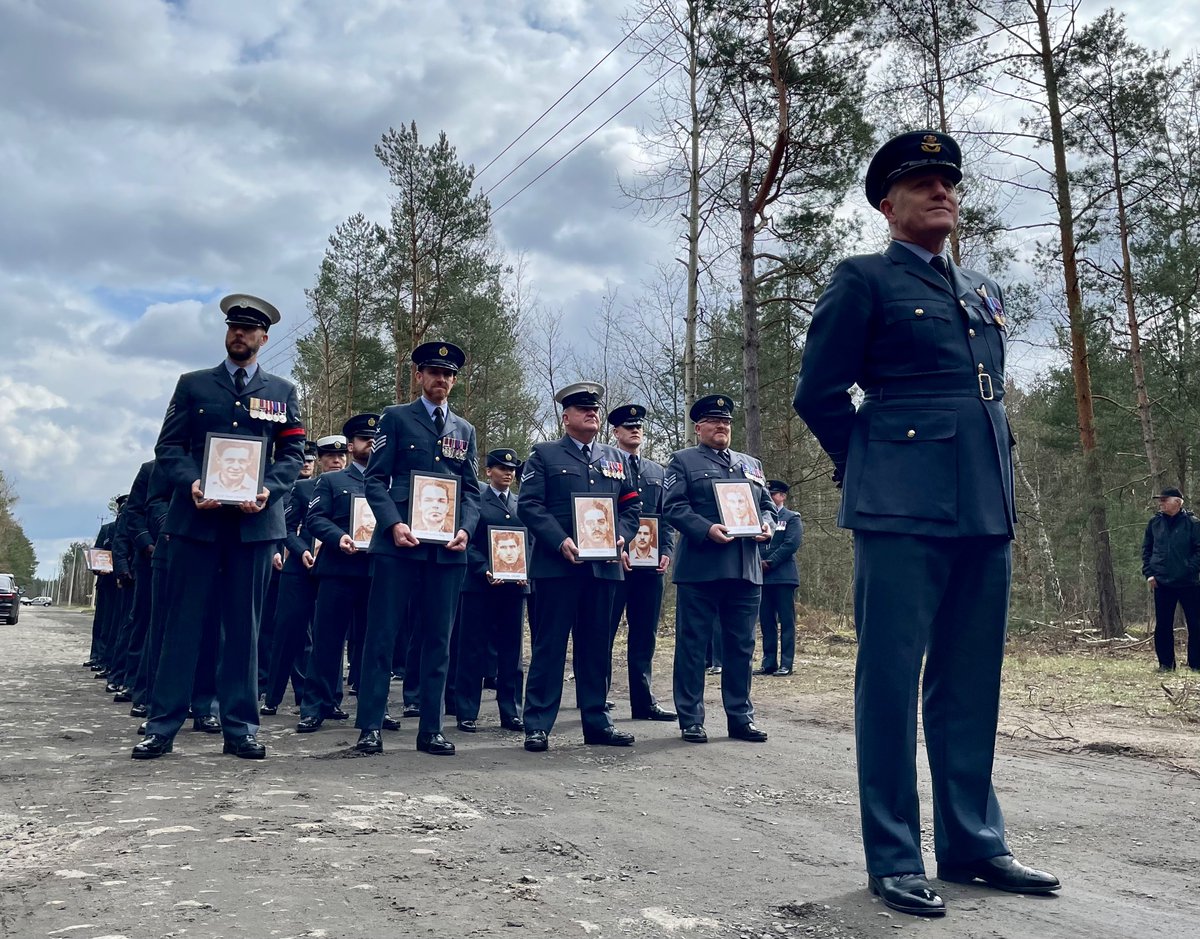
[663,394,773,745]
[134,293,305,761]
[355,341,481,756]
[518,382,642,751]
[607,403,676,723]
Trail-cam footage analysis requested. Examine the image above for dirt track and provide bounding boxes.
[2,608,1198,939]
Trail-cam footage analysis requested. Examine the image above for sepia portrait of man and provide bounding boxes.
[203,436,264,503]
[716,481,760,535]
[628,517,659,566]
[489,528,528,580]
[573,496,618,558]
[410,475,458,541]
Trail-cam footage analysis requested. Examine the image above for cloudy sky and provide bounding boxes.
[1,0,1195,577]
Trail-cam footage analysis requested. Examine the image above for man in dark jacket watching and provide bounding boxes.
[1142,486,1200,672]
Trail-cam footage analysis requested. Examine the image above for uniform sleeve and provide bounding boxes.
[763,513,802,567]
[305,476,345,545]
[515,447,569,551]
[265,382,306,502]
[146,465,171,540]
[284,485,312,557]
[365,408,403,532]
[756,468,777,529]
[793,259,872,482]
[659,516,676,559]
[125,465,154,554]
[154,376,201,492]
[663,453,712,544]
[112,513,133,577]
[1142,520,1154,578]
[457,428,482,540]
[1188,518,1200,581]
[616,457,642,547]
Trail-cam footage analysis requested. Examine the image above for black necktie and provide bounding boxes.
[433,406,445,435]
[234,367,247,394]
[501,491,510,508]
[718,449,731,466]
[581,444,591,462]
[930,255,951,284]
[629,455,640,476]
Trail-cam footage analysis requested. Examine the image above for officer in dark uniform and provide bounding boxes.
[111,460,156,703]
[757,480,803,676]
[605,404,676,721]
[297,415,380,732]
[86,517,117,674]
[260,436,347,716]
[519,381,642,752]
[133,293,306,760]
[793,130,1059,915]
[663,395,774,745]
[355,341,481,756]
[103,495,134,692]
[454,448,527,733]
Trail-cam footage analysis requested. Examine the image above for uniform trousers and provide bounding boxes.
[114,554,153,688]
[758,584,797,672]
[1152,582,1200,670]
[455,588,524,722]
[524,576,617,737]
[674,580,757,729]
[134,548,218,716]
[258,566,282,688]
[301,575,368,720]
[146,534,273,740]
[263,572,316,708]
[104,584,134,673]
[357,556,464,735]
[88,577,111,663]
[607,570,664,714]
[853,531,1011,877]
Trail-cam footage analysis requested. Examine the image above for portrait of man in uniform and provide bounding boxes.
[409,473,459,543]
[628,517,660,568]
[714,480,761,536]
[488,526,528,582]
[351,495,377,549]
[572,494,619,559]
[201,434,266,504]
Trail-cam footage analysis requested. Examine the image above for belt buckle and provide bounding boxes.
[978,371,995,400]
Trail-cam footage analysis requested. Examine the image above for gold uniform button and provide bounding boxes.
[435,456,441,462]
[906,429,916,438]
[914,308,924,316]
[235,401,242,408]
[969,328,976,338]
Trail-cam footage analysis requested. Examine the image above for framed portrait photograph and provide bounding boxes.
[409,472,460,544]
[350,495,377,549]
[488,525,529,582]
[200,433,267,505]
[87,548,114,573]
[713,479,762,537]
[572,493,619,560]
[628,516,661,568]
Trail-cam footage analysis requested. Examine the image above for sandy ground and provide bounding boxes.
[2,607,1199,939]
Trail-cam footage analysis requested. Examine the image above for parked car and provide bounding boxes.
[29,596,52,607]
[0,574,19,624]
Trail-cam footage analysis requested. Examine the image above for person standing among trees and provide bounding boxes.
[794,130,1059,916]
[1142,486,1200,672]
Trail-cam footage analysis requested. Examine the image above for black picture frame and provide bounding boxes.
[712,479,762,537]
[628,516,661,568]
[487,525,529,582]
[408,471,460,544]
[200,432,268,505]
[571,493,620,560]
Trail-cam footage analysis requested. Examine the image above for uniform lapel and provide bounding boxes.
[242,365,268,399]
[410,399,439,436]
[210,363,236,397]
[559,435,591,466]
[885,241,954,298]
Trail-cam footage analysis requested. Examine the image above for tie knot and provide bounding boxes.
[930,255,950,281]
[234,367,247,391]
[581,444,591,460]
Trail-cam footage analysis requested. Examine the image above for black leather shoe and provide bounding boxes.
[192,715,221,733]
[382,715,401,731]
[92,667,107,675]
[868,874,945,917]
[754,666,777,675]
[104,682,120,694]
[633,703,677,721]
[500,716,524,732]
[131,734,173,760]
[681,724,708,743]
[129,703,147,718]
[113,690,133,703]
[729,722,768,742]
[775,667,792,676]
[937,855,1061,894]
[328,706,349,720]
[402,704,420,718]
[82,660,95,668]
[223,735,266,759]
[137,721,147,735]
[416,732,455,755]
[259,704,277,716]
[584,727,635,747]
[296,716,323,733]
[456,719,478,733]
[524,730,549,752]
[356,730,383,753]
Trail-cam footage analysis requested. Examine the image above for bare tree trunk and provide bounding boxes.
[739,171,762,456]
[684,0,701,445]
[1034,0,1122,636]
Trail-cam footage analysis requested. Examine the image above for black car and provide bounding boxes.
[0,573,19,625]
